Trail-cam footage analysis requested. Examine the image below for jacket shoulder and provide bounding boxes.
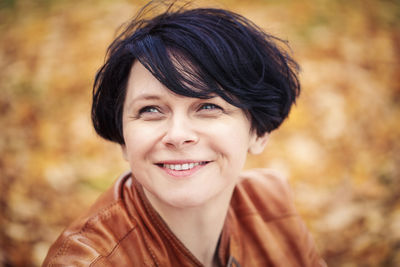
[234,168,297,221]
[43,172,137,267]
[232,169,327,267]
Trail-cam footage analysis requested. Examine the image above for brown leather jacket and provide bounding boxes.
[43,169,326,266]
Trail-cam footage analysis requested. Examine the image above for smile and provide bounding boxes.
[163,162,207,171]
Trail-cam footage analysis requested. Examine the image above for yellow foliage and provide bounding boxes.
[1,0,399,266]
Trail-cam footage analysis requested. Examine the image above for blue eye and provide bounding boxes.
[136,106,164,120]
[199,103,221,110]
[139,106,160,114]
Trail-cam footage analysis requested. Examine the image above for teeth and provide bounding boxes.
[163,162,202,171]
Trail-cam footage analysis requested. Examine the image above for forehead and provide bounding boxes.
[126,59,217,102]
[125,61,213,110]
[126,61,164,96]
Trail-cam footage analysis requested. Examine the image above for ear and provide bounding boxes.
[248,133,269,155]
[121,145,128,161]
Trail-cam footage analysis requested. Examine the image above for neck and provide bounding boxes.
[144,187,235,267]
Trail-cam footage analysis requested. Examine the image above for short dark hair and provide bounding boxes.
[92,1,300,145]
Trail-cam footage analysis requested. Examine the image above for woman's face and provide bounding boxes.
[121,61,267,210]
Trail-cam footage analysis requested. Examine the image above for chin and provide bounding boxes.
[161,192,212,209]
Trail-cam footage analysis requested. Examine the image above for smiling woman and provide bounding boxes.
[122,61,260,211]
[43,1,326,266]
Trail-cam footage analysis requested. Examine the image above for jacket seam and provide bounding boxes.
[89,223,138,266]
[47,200,124,266]
[142,230,160,267]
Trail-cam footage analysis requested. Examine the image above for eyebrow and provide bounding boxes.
[126,94,163,111]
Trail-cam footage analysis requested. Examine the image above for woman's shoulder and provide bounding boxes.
[43,172,138,266]
[232,168,297,220]
[229,169,327,266]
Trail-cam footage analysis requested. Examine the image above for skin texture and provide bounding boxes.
[121,61,268,266]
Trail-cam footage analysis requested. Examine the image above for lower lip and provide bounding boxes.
[159,163,207,178]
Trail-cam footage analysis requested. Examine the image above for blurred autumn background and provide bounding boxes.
[0,0,399,265]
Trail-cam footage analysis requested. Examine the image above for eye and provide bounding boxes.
[136,106,164,120]
[198,103,222,111]
[139,106,160,114]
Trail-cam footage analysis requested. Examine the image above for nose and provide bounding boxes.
[161,115,199,149]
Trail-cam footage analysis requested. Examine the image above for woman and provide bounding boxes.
[44,2,326,266]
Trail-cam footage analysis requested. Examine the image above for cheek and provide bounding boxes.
[123,124,157,159]
[204,121,252,161]
[210,120,251,146]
